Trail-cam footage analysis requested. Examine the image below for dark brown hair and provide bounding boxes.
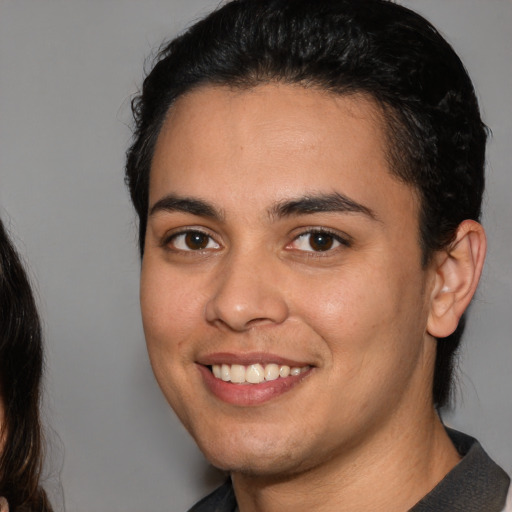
[0,219,52,511]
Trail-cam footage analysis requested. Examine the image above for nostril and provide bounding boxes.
[246,317,275,327]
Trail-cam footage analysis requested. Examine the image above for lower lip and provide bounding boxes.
[197,364,312,406]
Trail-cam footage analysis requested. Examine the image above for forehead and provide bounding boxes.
[150,83,417,225]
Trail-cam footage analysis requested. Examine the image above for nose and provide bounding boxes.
[205,250,289,332]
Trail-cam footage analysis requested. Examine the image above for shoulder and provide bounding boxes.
[411,429,510,511]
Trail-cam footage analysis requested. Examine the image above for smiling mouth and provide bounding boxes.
[210,363,311,384]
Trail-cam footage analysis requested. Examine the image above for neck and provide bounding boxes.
[232,409,460,512]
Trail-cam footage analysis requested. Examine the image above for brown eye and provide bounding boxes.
[308,233,334,251]
[290,230,348,253]
[185,232,209,250]
[168,231,220,251]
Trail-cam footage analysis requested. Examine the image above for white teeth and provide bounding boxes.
[221,364,231,382]
[265,364,280,381]
[279,365,290,378]
[230,364,246,383]
[246,364,265,383]
[210,363,310,384]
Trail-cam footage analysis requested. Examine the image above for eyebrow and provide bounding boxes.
[270,192,378,221]
[149,194,223,220]
[148,191,377,223]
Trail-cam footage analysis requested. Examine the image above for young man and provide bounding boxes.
[125,0,511,510]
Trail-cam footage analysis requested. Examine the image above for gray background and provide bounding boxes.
[0,1,510,511]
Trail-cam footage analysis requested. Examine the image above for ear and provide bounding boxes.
[427,220,486,338]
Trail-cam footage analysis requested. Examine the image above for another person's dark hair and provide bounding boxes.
[0,219,53,511]
[125,0,487,408]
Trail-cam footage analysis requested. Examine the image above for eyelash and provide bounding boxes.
[162,229,220,252]
[161,228,351,254]
[288,228,351,254]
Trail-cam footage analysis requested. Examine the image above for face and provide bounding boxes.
[141,84,437,477]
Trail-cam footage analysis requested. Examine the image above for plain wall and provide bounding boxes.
[0,1,511,511]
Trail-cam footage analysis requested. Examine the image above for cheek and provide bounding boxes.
[140,267,204,416]
[294,265,391,335]
[293,258,428,368]
[141,262,201,332]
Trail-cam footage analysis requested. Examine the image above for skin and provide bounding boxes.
[141,84,464,511]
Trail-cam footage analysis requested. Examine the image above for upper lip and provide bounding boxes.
[197,352,313,367]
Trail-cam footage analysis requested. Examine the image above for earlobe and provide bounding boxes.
[427,220,487,338]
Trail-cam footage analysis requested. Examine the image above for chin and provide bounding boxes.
[205,450,302,478]
[191,425,314,477]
